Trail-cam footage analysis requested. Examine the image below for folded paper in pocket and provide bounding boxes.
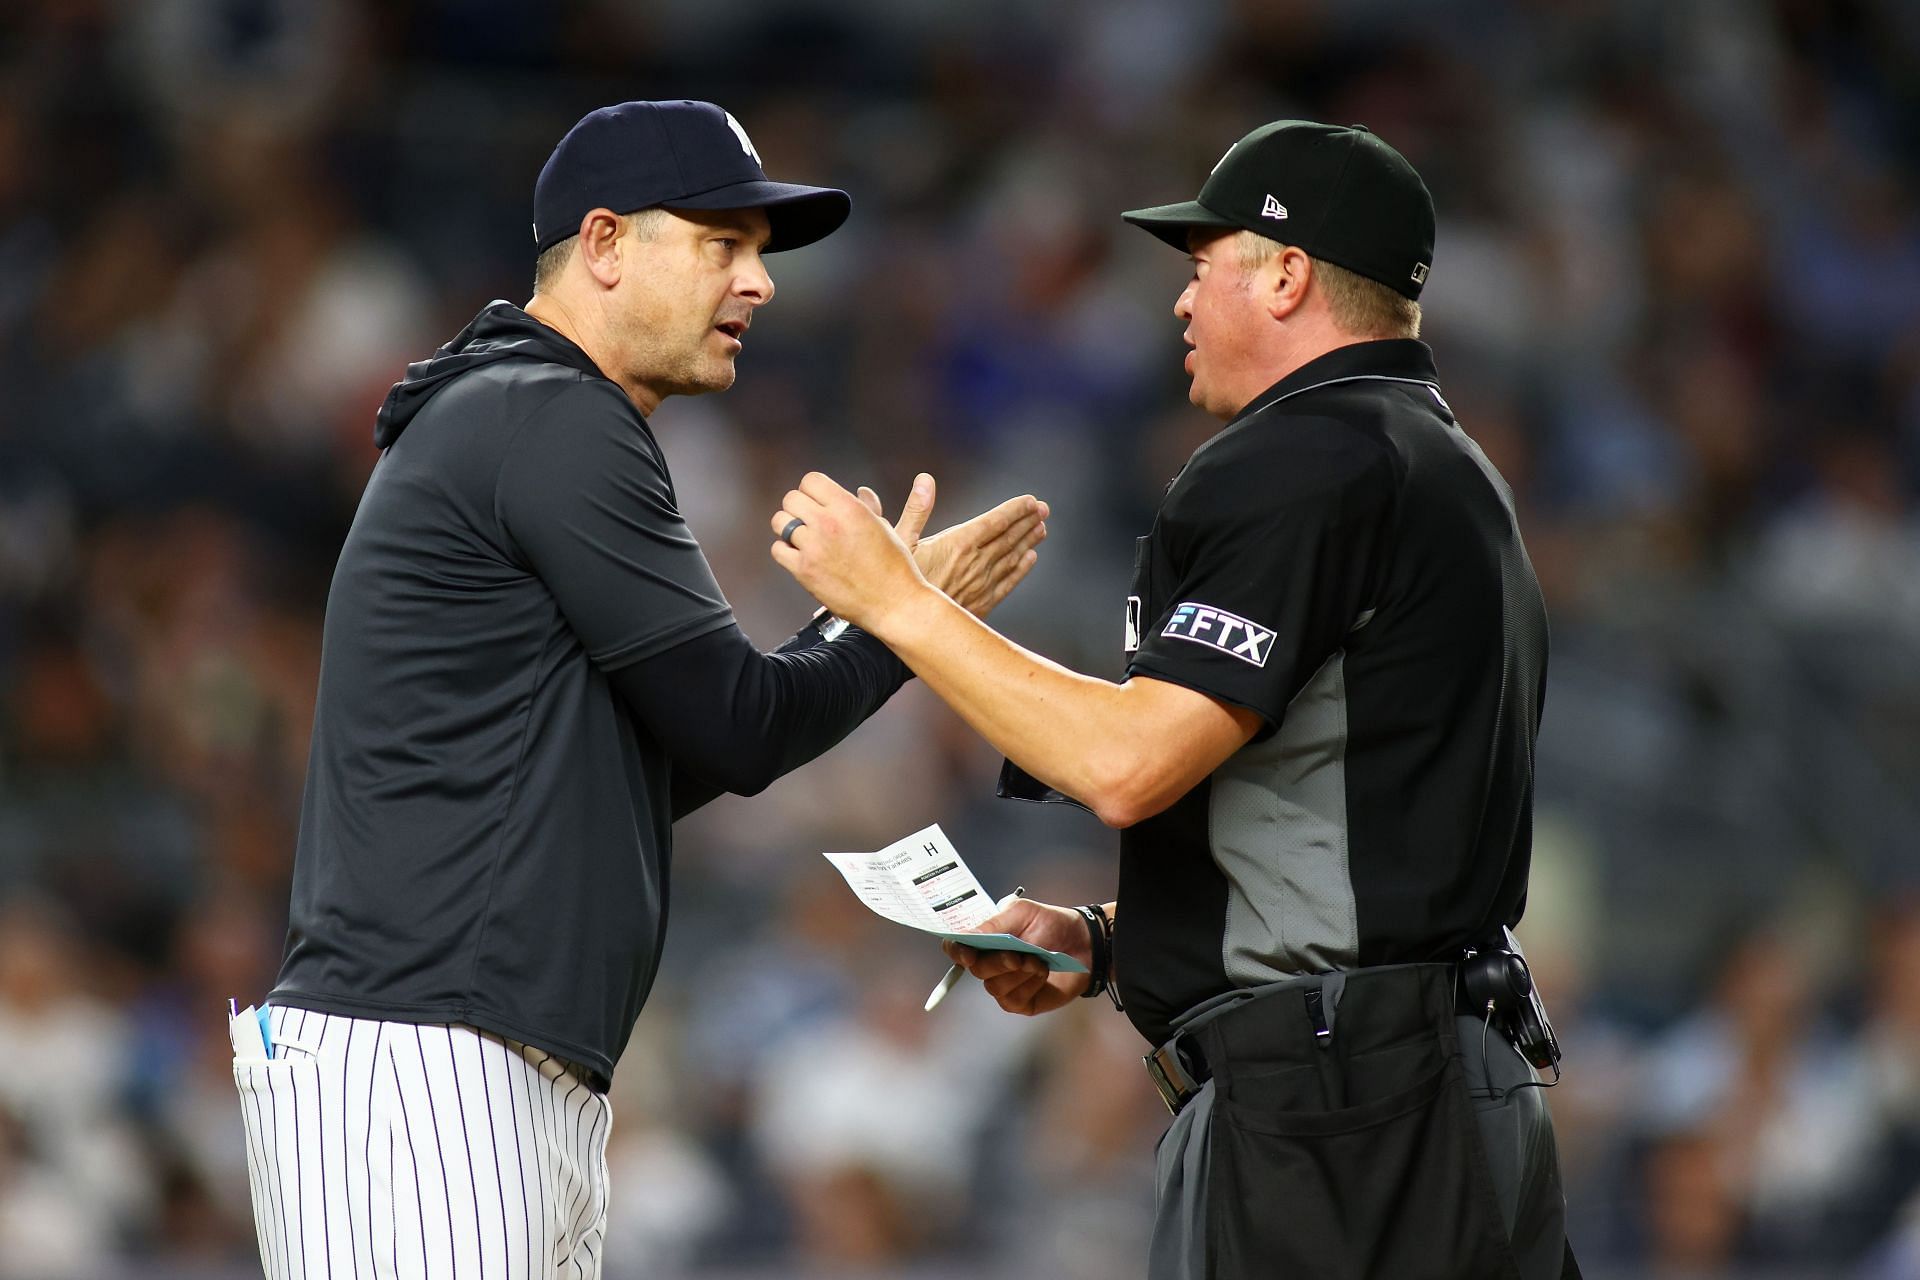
[228,1002,272,1063]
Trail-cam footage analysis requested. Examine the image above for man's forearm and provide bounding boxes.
[868,585,1148,825]
[668,617,841,819]
[617,618,908,806]
[767,473,1261,824]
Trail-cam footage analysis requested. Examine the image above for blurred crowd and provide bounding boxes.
[1,0,1918,1276]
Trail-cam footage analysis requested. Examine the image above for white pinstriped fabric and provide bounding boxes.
[233,1006,612,1279]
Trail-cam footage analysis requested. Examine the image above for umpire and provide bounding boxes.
[770,120,1574,1279]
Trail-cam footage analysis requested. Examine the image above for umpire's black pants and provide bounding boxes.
[1147,966,1569,1280]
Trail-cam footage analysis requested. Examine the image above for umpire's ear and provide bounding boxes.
[1263,243,1315,322]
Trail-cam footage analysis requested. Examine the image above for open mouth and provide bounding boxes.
[715,319,748,343]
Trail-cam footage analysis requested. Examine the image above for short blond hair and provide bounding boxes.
[1235,230,1421,339]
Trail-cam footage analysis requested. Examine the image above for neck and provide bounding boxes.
[1225,323,1382,419]
[524,292,662,416]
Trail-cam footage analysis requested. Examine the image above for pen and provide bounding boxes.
[925,885,1024,1012]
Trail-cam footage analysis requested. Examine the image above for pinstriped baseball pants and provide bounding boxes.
[233,1006,613,1279]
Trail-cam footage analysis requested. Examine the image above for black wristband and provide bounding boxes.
[1076,903,1124,1011]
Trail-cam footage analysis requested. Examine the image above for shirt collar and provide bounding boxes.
[1228,338,1440,426]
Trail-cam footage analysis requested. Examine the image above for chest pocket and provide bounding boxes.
[1126,530,1178,663]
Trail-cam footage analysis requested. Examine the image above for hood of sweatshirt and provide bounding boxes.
[373,302,609,448]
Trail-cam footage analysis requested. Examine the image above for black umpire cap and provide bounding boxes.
[1123,120,1435,300]
[533,100,851,254]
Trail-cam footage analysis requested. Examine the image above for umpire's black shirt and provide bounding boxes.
[1116,339,1548,1048]
[275,303,803,1080]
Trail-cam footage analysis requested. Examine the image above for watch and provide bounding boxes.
[811,606,852,642]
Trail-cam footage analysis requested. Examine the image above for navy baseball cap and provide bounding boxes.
[1123,120,1435,300]
[533,100,851,254]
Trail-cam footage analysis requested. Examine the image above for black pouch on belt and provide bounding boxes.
[1194,963,1520,1280]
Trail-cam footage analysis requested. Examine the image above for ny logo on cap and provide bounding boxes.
[1261,194,1288,220]
[723,111,762,165]
[1410,262,1429,284]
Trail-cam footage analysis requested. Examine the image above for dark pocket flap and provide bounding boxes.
[1223,1053,1454,1138]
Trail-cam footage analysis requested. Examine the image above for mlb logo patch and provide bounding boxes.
[1162,602,1275,667]
[1125,596,1142,653]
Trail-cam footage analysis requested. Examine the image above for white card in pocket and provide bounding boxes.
[229,1002,271,1063]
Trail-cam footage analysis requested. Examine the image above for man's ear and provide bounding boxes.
[575,208,626,287]
[1266,245,1312,321]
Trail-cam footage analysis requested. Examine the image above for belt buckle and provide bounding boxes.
[1144,1041,1199,1115]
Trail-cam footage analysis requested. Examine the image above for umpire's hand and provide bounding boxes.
[941,898,1093,1016]
[771,471,1047,625]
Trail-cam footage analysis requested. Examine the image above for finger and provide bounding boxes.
[797,470,855,508]
[770,539,802,574]
[989,549,1041,605]
[975,495,1041,545]
[856,485,884,518]
[982,968,1037,1000]
[976,900,1041,936]
[977,510,1046,563]
[985,968,1051,1010]
[959,950,1032,982]
[778,489,831,531]
[995,540,1044,583]
[964,529,1042,602]
[894,473,935,545]
[982,951,1048,980]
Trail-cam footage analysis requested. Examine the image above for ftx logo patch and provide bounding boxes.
[1162,603,1274,667]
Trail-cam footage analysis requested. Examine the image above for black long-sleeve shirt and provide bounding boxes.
[273,302,904,1081]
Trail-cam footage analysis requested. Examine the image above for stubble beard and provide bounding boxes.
[617,301,735,401]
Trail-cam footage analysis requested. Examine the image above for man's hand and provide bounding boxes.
[940,898,1092,1016]
[905,479,1049,619]
[771,472,1046,630]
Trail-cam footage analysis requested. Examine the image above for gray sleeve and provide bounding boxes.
[494,379,733,669]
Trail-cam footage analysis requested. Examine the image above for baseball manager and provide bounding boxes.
[772,120,1575,1279]
[230,100,1046,1280]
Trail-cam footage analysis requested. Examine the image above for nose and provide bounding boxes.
[739,253,775,307]
[1174,279,1195,321]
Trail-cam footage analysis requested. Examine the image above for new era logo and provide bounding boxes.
[1162,602,1275,667]
[1261,194,1288,220]
[1411,262,1429,284]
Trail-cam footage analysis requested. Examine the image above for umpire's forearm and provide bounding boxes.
[870,587,1258,827]
[866,587,1141,822]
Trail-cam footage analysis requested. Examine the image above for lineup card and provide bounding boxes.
[823,824,1087,973]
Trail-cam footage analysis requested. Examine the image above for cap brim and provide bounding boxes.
[1120,199,1242,251]
[664,180,851,252]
